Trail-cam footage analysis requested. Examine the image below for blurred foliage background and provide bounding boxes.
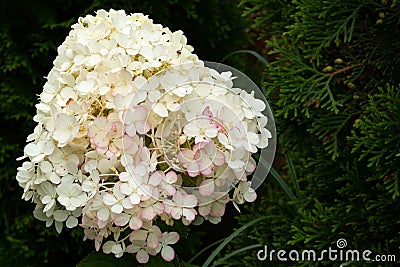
[1,0,400,266]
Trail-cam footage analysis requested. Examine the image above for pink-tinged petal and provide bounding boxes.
[244,188,257,203]
[169,207,182,220]
[147,233,159,249]
[141,206,156,221]
[163,200,173,214]
[198,205,211,216]
[199,179,215,196]
[178,149,194,164]
[214,150,226,166]
[201,106,212,119]
[94,236,103,251]
[187,162,200,177]
[136,249,149,264]
[182,195,198,208]
[114,213,130,226]
[211,202,226,217]
[205,127,218,138]
[153,202,165,215]
[165,171,178,183]
[92,134,109,148]
[203,141,216,155]
[245,161,255,173]
[164,232,180,245]
[138,185,152,199]
[198,159,214,176]
[161,246,175,262]
[182,208,196,221]
[130,229,148,242]
[98,219,108,229]
[149,172,162,186]
[136,121,150,135]
[125,124,137,137]
[134,106,148,121]
[129,216,143,230]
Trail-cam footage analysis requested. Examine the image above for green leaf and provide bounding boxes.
[77,252,135,267]
[202,215,279,267]
[221,50,269,66]
[77,252,180,267]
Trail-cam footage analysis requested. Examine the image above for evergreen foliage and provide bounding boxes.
[228,0,400,266]
[0,1,248,266]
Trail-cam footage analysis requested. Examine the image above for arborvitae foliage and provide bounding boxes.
[228,0,400,266]
[0,1,249,266]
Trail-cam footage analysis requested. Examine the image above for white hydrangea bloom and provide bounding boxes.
[16,9,273,263]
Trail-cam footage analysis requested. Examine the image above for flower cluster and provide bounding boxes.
[16,9,272,263]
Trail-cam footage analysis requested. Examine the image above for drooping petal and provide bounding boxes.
[161,245,175,261]
[182,208,196,221]
[136,249,149,264]
[66,216,79,228]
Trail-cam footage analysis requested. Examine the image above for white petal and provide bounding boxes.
[153,103,168,117]
[53,210,68,222]
[97,207,110,221]
[66,216,78,228]
[24,143,40,157]
[111,204,123,214]
[103,193,117,205]
[205,127,218,138]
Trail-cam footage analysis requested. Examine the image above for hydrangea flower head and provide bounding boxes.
[16,9,274,263]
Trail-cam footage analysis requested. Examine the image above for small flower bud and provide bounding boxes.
[379,12,385,19]
[334,58,344,64]
[353,94,360,100]
[347,82,356,89]
[376,19,384,25]
[323,66,333,72]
